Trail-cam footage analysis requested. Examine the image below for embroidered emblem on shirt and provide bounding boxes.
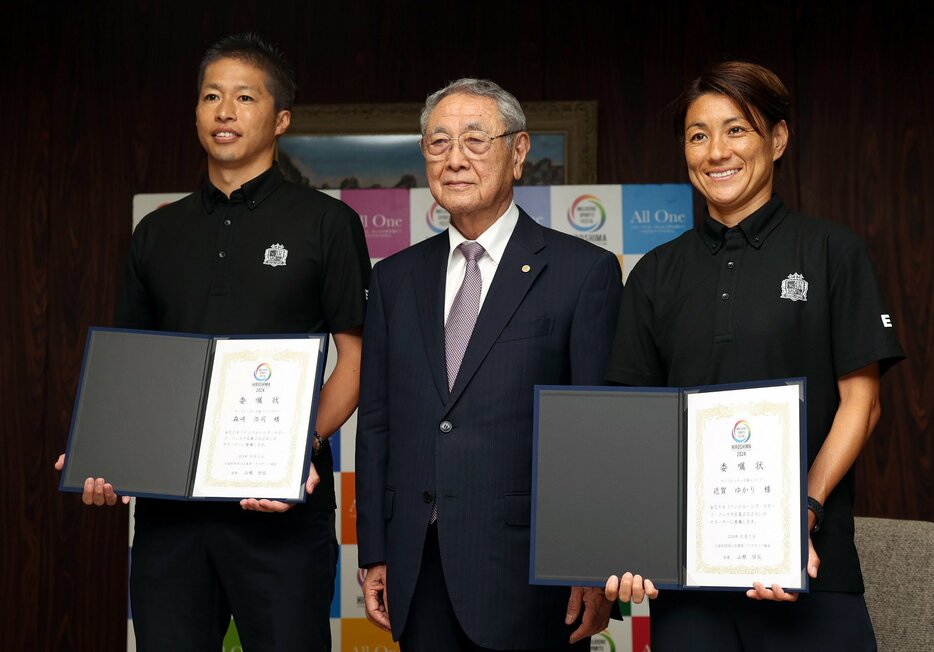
[780,273,808,302]
[263,243,288,267]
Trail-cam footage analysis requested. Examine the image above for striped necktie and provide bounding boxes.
[433,241,485,524]
[445,241,485,391]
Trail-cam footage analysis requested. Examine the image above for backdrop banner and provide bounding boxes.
[128,183,692,652]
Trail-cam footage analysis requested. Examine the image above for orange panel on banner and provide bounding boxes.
[341,472,357,544]
[341,618,400,651]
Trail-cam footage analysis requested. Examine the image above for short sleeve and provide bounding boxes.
[605,256,667,386]
[319,200,372,334]
[828,239,905,378]
[113,216,157,330]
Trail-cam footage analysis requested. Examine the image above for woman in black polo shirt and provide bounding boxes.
[604,61,904,651]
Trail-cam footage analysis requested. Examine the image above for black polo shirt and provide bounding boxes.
[607,194,904,592]
[115,164,370,516]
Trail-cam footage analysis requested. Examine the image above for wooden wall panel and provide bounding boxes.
[4,6,51,651]
[2,1,930,648]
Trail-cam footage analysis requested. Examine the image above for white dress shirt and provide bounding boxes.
[444,202,520,323]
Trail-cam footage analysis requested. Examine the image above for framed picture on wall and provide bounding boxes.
[277,101,597,189]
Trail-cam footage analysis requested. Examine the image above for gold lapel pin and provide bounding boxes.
[521,264,531,273]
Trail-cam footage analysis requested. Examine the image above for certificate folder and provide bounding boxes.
[60,327,327,502]
[531,379,807,591]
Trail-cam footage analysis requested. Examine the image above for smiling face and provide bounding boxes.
[195,57,290,189]
[424,93,529,235]
[683,93,788,226]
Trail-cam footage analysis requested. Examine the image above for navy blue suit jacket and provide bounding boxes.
[356,209,622,648]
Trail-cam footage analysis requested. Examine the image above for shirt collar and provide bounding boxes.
[447,201,520,266]
[200,164,284,214]
[699,194,788,253]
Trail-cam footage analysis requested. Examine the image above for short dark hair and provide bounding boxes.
[672,61,790,140]
[198,33,297,111]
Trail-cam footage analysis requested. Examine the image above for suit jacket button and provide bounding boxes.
[423,491,434,503]
[439,420,453,433]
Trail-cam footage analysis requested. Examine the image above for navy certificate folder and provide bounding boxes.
[60,327,327,502]
[531,378,807,592]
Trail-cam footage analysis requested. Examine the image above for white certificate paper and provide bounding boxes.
[191,338,321,500]
[685,383,803,589]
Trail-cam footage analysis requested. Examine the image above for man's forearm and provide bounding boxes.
[314,328,363,437]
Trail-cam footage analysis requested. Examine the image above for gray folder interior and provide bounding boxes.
[533,388,682,586]
[62,330,212,498]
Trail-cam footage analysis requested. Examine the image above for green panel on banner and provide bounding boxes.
[223,620,242,651]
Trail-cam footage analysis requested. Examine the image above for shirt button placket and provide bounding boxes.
[211,205,234,294]
[714,232,745,342]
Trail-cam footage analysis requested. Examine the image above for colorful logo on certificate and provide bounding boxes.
[732,420,751,443]
[253,363,272,382]
[426,202,451,233]
[567,194,607,232]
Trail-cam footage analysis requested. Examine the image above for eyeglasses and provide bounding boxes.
[420,130,519,159]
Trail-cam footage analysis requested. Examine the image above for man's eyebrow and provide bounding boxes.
[429,120,488,135]
[201,82,260,93]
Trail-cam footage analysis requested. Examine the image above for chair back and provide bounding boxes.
[854,516,934,651]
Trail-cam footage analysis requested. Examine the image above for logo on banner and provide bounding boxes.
[426,202,451,233]
[343,189,411,259]
[732,420,752,443]
[780,273,808,302]
[591,631,617,652]
[360,213,405,230]
[253,363,272,382]
[567,195,606,232]
[621,184,692,254]
[567,194,607,243]
[360,211,409,258]
[630,208,688,224]
[263,243,288,267]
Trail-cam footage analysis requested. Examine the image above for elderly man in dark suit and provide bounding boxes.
[356,78,621,651]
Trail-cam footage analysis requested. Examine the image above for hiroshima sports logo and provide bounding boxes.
[253,363,272,382]
[732,420,752,443]
[567,194,607,232]
[591,631,617,652]
[426,202,451,233]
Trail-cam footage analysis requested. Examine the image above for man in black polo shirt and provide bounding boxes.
[56,33,369,650]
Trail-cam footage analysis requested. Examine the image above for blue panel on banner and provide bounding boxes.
[331,549,341,618]
[330,427,341,471]
[622,184,693,254]
[514,187,551,227]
